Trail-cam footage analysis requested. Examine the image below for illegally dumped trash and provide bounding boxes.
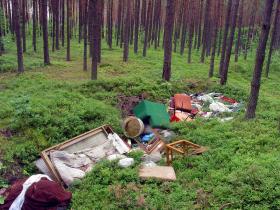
[166,140,208,165]
[37,125,131,186]
[118,158,134,168]
[1,174,72,210]
[139,166,176,181]
[133,100,170,128]
[122,116,145,138]
[169,92,243,122]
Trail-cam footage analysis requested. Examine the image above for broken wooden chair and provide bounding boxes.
[165,140,208,165]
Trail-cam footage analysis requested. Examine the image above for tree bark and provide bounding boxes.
[41,0,50,65]
[200,0,211,63]
[123,0,131,62]
[143,0,151,57]
[162,0,175,81]
[12,0,24,72]
[245,0,274,119]
[219,0,232,77]
[32,0,37,52]
[134,0,140,53]
[21,0,26,53]
[66,0,71,61]
[83,0,88,71]
[265,0,280,77]
[234,0,243,62]
[89,0,101,80]
[220,0,240,85]
[61,0,65,47]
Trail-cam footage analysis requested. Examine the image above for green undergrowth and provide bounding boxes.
[0,37,279,209]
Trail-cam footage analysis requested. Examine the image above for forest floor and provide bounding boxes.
[0,38,280,209]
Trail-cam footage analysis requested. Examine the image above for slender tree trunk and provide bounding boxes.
[61,0,65,47]
[180,0,188,55]
[141,0,147,29]
[265,0,280,77]
[21,0,26,53]
[197,0,203,50]
[83,0,88,71]
[116,0,122,46]
[220,0,240,85]
[162,0,175,81]
[234,0,243,62]
[188,0,195,63]
[55,0,60,50]
[200,0,211,63]
[32,0,37,52]
[143,0,151,57]
[12,0,24,72]
[66,0,71,61]
[245,0,274,119]
[108,0,113,49]
[219,0,232,77]
[123,0,131,62]
[89,0,101,80]
[134,0,140,53]
[209,0,220,78]
[41,0,50,65]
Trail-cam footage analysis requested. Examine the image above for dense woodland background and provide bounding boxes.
[0,0,280,209]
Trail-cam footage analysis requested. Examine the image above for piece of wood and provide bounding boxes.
[139,166,176,181]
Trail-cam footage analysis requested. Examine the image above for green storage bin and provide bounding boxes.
[133,100,170,128]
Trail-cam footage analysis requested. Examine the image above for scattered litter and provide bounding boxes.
[108,133,131,154]
[142,151,162,163]
[169,92,243,122]
[166,140,208,165]
[107,154,127,161]
[219,117,234,122]
[158,130,176,143]
[118,158,134,168]
[141,160,157,167]
[139,166,176,181]
[123,116,145,138]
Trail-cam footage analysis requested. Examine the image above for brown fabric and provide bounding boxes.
[0,178,72,210]
[174,94,192,111]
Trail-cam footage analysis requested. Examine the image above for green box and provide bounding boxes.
[133,100,170,128]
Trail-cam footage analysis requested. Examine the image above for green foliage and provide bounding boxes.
[0,36,279,209]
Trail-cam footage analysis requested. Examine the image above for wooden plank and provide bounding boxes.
[139,166,176,181]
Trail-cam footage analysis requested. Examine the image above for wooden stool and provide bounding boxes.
[166,140,207,165]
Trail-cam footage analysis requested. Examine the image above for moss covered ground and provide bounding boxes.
[0,37,279,209]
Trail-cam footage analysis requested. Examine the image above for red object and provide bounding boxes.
[174,94,192,111]
[0,178,72,210]
[170,114,180,122]
[220,96,237,104]
[191,109,199,115]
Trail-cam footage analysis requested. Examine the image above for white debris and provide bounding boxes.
[209,102,230,112]
[118,158,134,168]
[108,133,130,154]
[107,154,127,161]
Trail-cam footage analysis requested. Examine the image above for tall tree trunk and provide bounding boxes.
[66,0,71,61]
[162,0,175,81]
[220,0,240,85]
[55,0,60,50]
[180,0,188,55]
[188,0,195,63]
[219,0,232,77]
[89,0,101,80]
[141,0,147,29]
[209,0,220,78]
[116,0,122,46]
[41,0,50,65]
[107,0,113,49]
[265,0,280,77]
[32,0,37,52]
[61,0,65,47]
[245,0,274,119]
[234,0,243,62]
[83,0,88,71]
[134,0,140,53]
[21,0,26,53]
[12,0,24,72]
[143,0,151,57]
[200,0,211,63]
[123,0,131,62]
[197,0,203,50]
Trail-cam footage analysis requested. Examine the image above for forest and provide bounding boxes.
[0,0,279,209]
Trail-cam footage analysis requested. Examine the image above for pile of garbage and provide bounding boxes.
[169,92,243,122]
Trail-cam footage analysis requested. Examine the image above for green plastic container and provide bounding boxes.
[133,100,170,128]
